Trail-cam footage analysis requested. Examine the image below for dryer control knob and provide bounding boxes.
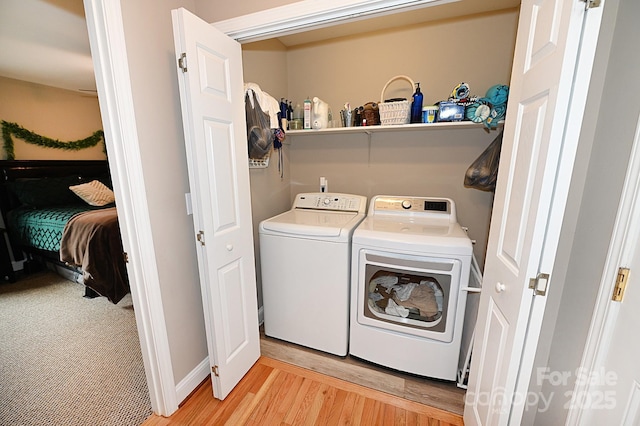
[401,200,412,209]
[323,198,331,205]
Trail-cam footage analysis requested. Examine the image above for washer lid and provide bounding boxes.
[260,209,363,237]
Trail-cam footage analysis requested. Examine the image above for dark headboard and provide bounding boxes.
[0,160,109,182]
[0,160,111,259]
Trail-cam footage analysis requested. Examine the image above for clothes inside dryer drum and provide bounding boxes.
[368,271,443,320]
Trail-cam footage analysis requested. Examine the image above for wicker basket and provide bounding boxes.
[379,75,415,126]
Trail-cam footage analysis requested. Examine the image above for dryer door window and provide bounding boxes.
[356,250,462,343]
[366,269,448,330]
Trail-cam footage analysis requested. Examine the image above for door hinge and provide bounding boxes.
[178,52,187,72]
[612,267,630,302]
[123,252,129,264]
[196,230,205,246]
[529,272,550,296]
[581,0,601,9]
[212,365,219,377]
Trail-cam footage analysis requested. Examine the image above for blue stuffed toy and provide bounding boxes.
[480,84,509,129]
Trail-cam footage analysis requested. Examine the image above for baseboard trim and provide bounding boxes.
[175,357,210,404]
[175,308,264,403]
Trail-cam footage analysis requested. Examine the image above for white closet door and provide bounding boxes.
[172,7,260,400]
[464,0,593,424]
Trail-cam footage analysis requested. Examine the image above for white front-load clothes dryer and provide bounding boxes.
[349,195,472,380]
[259,192,367,356]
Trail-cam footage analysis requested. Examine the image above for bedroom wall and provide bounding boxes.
[0,76,106,160]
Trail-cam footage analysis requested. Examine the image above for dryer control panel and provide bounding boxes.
[369,196,457,223]
[293,193,367,213]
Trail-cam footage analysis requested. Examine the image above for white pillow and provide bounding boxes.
[69,180,115,206]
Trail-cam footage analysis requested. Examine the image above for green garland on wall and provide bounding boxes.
[1,120,104,160]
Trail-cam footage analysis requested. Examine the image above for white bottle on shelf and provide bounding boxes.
[311,97,329,130]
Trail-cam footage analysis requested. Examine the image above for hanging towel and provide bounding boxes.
[244,83,280,128]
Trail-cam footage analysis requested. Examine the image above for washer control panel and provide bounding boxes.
[293,193,367,213]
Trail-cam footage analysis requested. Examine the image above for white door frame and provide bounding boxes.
[83,0,177,416]
[211,0,453,43]
[566,115,640,424]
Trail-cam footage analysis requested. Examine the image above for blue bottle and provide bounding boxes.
[410,82,424,124]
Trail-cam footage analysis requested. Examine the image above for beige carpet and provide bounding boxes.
[0,271,152,425]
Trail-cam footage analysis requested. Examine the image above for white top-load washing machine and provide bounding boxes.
[350,195,472,380]
[259,192,367,356]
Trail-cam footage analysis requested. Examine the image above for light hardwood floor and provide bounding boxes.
[142,356,463,425]
[143,334,466,425]
[259,334,465,416]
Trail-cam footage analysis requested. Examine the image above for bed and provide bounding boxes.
[0,160,129,304]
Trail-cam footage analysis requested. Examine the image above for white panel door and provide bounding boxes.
[171,7,259,400]
[464,1,590,424]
